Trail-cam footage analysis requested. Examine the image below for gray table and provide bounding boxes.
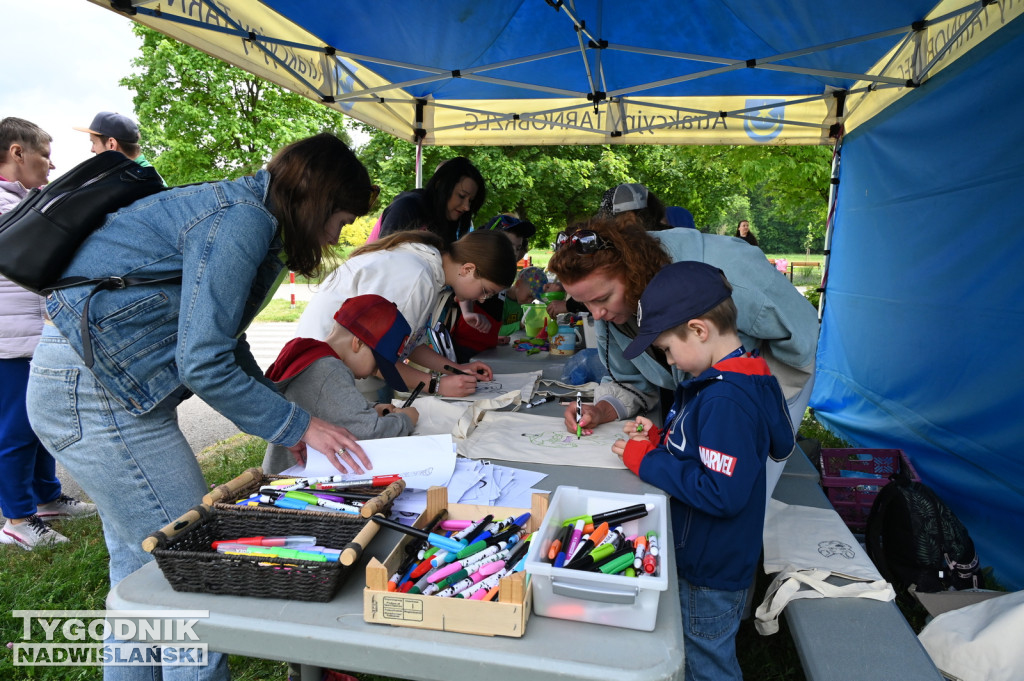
[109,461,684,681]
[771,474,943,681]
[472,341,567,380]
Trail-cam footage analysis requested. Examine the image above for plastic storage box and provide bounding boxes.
[819,448,919,532]
[525,486,668,631]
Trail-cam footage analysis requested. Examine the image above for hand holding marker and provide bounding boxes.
[576,391,583,439]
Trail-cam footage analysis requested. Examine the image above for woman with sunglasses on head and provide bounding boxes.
[296,229,517,397]
[547,213,817,490]
[26,133,376,681]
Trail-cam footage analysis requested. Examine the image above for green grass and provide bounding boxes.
[255,299,307,323]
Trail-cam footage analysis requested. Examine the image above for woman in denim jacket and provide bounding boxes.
[26,133,377,681]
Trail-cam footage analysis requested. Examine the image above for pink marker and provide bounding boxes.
[438,519,473,531]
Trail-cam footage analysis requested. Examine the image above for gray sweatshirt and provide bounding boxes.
[263,357,413,474]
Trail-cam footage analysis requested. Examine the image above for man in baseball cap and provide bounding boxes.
[73,111,153,168]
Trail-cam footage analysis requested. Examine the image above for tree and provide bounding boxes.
[121,26,350,185]
[356,122,832,252]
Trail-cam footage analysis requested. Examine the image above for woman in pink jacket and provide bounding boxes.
[0,117,96,550]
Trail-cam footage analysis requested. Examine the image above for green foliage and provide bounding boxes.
[121,26,351,185]
[355,125,833,254]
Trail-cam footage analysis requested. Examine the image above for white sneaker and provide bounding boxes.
[36,494,97,520]
[1,516,69,550]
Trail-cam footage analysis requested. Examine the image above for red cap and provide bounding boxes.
[333,295,411,391]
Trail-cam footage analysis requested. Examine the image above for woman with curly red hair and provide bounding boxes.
[547,213,818,489]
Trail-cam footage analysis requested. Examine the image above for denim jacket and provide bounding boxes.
[44,170,310,446]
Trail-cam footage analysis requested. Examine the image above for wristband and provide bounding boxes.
[428,372,441,395]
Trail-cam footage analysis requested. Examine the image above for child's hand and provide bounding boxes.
[633,416,655,437]
[373,403,393,417]
[398,406,419,426]
[611,438,627,459]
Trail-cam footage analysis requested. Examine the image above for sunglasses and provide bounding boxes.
[367,184,381,212]
[554,230,614,254]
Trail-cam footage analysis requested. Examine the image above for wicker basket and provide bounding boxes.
[143,470,405,601]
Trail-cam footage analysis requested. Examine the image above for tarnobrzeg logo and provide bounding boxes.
[11,610,209,667]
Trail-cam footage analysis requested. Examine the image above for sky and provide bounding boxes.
[3,0,142,178]
[2,0,367,181]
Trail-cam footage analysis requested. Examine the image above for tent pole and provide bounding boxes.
[415,140,423,189]
[819,127,843,321]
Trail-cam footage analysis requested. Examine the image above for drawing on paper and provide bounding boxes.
[521,431,621,449]
[471,381,505,396]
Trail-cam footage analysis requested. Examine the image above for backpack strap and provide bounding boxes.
[47,275,183,369]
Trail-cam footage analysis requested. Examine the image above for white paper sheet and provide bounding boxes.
[457,411,627,468]
[280,434,457,490]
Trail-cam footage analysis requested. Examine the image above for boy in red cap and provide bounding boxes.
[611,261,794,681]
[263,294,419,473]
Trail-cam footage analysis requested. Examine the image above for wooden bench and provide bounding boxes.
[769,259,821,282]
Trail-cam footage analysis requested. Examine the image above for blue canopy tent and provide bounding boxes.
[97,0,1024,589]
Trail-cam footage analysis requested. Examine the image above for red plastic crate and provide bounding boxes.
[819,448,919,532]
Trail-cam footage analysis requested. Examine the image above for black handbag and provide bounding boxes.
[0,150,167,295]
[0,150,181,368]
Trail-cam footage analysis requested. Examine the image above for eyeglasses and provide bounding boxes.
[367,184,381,212]
[554,230,614,254]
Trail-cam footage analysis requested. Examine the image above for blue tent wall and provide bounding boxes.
[812,19,1024,590]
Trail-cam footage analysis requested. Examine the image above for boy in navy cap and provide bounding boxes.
[263,294,420,473]
[611,261,794,681]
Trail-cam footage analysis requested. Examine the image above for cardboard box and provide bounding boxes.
[525,486,668,631]
[363,487,546,637]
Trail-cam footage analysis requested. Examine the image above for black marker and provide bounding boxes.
[402,381,425,408]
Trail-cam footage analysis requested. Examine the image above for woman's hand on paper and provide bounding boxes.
[300,416,371,474]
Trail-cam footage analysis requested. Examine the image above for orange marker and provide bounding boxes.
[588,522,610,546]
[633,535,648,571]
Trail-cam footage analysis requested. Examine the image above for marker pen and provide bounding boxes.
[565,541,616,571]
[368,514,467,554]
[315,474,402,490]
[597,550,636,575]
[633,535,648,570]
[575,391,583,439]
[213,535,317,548]
[565,519,585,558]
[216,544,328,562]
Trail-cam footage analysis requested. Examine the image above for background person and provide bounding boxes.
[547,214,818,499]
[73,110,153,167]
[1,117,96,550]
[296,230,517,398]
[370,156,486,245]
[26,133,376,681]
[735,219,758,246]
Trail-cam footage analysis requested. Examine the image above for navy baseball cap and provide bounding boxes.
[333,295,412,391]
[623,261,731,359]
[73,112,140,143]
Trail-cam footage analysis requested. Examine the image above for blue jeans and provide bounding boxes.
[27,328,229,681]
[0,357,61,519]
[679,577,747,681]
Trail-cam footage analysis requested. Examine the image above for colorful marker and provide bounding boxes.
[575,391,583,439]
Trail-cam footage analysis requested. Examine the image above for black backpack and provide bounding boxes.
[0,150,166,295]
[866,471,982,593]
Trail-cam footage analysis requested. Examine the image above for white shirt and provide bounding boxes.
[296,242,446,345]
